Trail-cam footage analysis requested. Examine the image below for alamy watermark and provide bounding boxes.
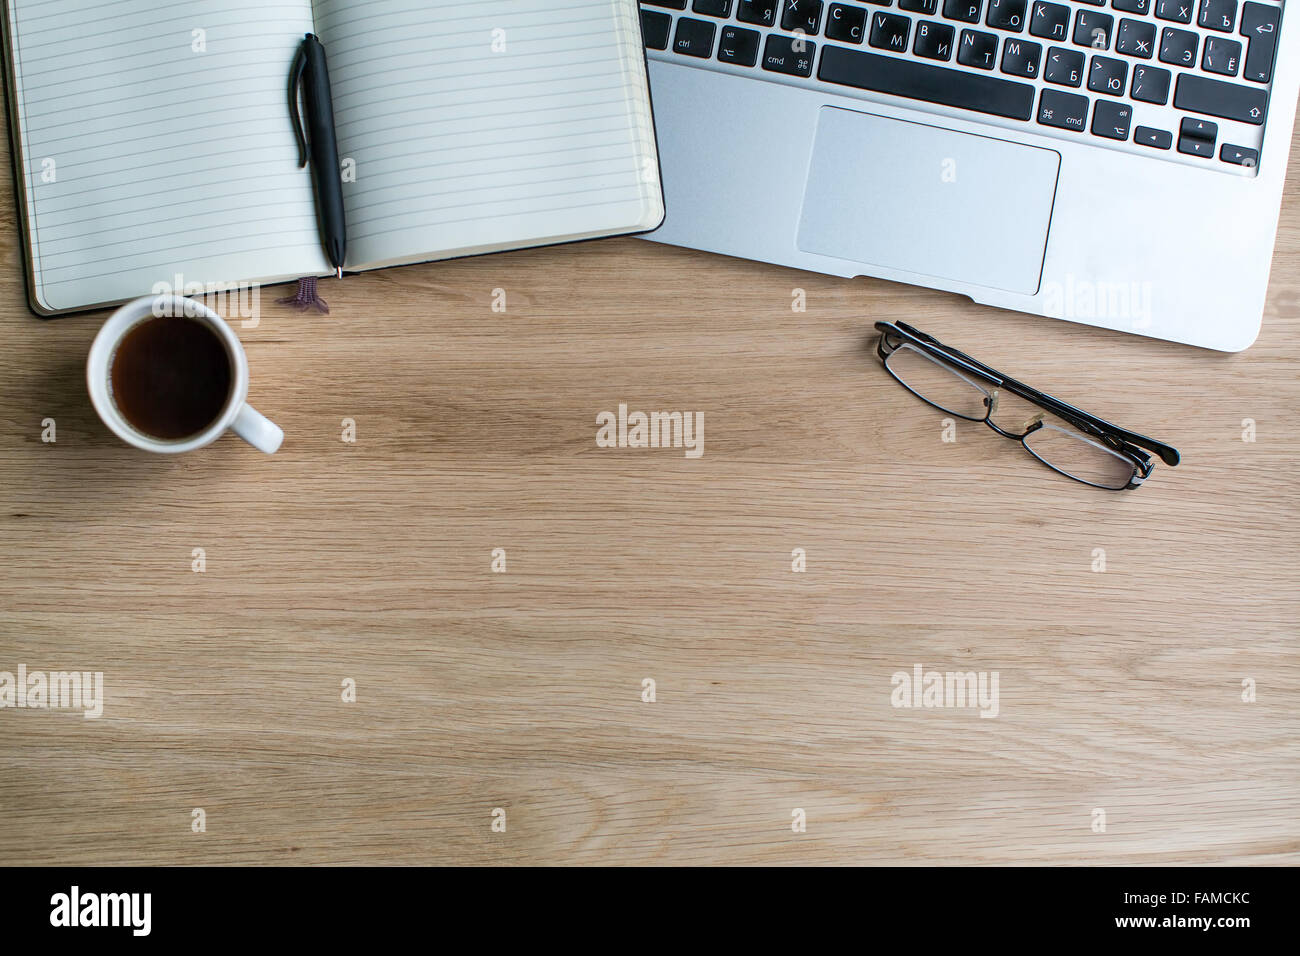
[0,665,103,718]
[890,664,999,718]
[151,274,261,328]
[596,403,704,458]
[1042,275,1152,329]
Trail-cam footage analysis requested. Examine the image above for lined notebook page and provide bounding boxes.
[6,0,327,313]
[313,0,662,270]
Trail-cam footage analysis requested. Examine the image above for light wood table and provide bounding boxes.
[1,121,1297,867]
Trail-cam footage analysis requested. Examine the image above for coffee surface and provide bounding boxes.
[110,316,232,440]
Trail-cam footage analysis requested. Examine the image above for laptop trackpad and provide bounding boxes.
[796,107,1060,295]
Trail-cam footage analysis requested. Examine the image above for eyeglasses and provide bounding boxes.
[875,321,1180,490]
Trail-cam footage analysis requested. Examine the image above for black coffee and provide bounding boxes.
[110,315,232,440]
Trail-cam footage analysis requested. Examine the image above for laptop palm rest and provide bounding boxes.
[796,107,1060,295]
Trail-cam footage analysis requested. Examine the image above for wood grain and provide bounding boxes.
[0,109,1297,866]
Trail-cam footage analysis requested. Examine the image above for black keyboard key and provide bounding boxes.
[901,0,940,13]
[914,20,956,58]
[1155,0,1194,21]
[1221,143,1258,166]
[986,0,1027,32]
[693,0,734,15]
[826,3,869,42]
[1135,125,1173,148]
[1115,19,1156,58]
[718,25,764,64]
[1044,46,1084,85]
[762,32,817,73]
[1030,2,1070,41]
[943,0,982,23]
[1074,10,1113,49]
[1178,116,1217,155]
[869,11,912,49]
[644,0,688,7]
[1091,99,1132,139]
[957,27,1000,67]
[818,44,1036,118]
[1175,72,1267,124]
[738,0,779,24]
[1112,0,1151,12]
[783,0,825,33]
[641,10,673,49]
[1240,2,1278,83]
[1088,54,1127,94]
[1159,27,1198,65]
[674,17,717,56]
[1202,36,1242,75]
[1037,88,1089,130]
[1001,37,1042,76]
[1131,64,1171,103]
[1199,0,1237,31]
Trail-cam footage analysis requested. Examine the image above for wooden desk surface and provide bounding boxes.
[1,127,1297,867]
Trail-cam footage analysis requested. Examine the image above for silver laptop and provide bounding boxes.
[638,0,1296,351]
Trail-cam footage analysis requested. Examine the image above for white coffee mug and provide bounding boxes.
[87,294,283,454]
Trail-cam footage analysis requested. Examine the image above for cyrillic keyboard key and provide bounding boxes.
[1030,2,1070,41]
[1001,37,1042,77]
[1155,0,1193,22]
[737,0,779,24]
[957,27,999,67]
[986,0,1028,32]
[783,0,825,34]
[1174,72,1267,124]
[1198,0,1237,32]
[869,11,912,50]
[914,20,957,59]
[826,3,869,42]
[1044,46,1084,86]
[943,0,982,23]
[1203,36,1242,75]
[1036,88,1089,130]
[818,44,1036,119]
[1159,27,1198,66]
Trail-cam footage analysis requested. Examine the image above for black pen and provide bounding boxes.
[289,34,346,278]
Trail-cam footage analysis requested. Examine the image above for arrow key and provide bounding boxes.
[1135,125,1173,149]
[1178,116,1217,156]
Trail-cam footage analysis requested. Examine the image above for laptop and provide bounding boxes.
[637,0,1297,351]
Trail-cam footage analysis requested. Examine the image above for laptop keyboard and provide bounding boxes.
[639,0,1281,171]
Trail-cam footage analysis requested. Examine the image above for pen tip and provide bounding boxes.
[336,267,343,279]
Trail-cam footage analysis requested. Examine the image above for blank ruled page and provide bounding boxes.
[5,0,327,313]
[313,0,662,270]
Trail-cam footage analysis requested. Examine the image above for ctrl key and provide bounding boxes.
[1037,88,1089,132]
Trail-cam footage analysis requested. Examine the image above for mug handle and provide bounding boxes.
[231,403,284,455]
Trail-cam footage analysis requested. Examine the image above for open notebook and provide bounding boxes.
[1,0,663,315]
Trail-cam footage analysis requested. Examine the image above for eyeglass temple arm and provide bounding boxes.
[891,323,1180,467]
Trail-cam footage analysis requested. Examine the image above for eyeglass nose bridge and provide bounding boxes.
[983,389,1046,439]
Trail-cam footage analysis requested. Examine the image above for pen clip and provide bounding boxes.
[289,39,310,169]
